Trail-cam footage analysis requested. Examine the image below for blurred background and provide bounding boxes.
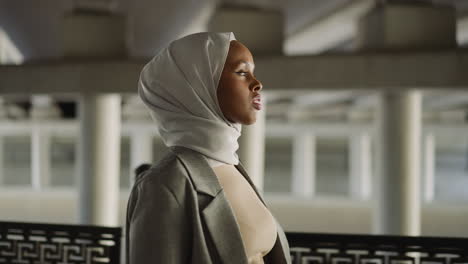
[0,0,468,237]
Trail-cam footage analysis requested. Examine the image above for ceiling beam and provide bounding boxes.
[285,1,468,54]
[292,91,360,107]
[424,92,468,110]
[255,51,468,91]
[284,0,376,55]
[0,60,143,94]
[1,50,468,95]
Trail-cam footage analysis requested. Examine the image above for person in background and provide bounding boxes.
[133,163,151,182]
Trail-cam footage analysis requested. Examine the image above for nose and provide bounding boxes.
[251,77,262,93]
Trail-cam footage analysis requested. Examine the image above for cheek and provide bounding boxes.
[218,76,252,120]
[226,85,249,109]
[218,78,237,116]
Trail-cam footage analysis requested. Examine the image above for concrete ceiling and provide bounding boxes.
[1,0,468,120]
[2,0,467,58]
[0,0,370,60]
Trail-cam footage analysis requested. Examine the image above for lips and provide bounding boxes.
[252,95,262,110]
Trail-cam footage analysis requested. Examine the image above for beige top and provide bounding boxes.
[212,164,277,264]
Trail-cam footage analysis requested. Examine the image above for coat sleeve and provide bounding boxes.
[127,179,190,264]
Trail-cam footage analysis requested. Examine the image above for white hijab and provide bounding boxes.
[138,32,241,165]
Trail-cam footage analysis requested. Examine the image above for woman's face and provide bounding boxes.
[217,40,263,125]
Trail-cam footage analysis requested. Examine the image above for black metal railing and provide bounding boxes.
[2,220,468,264]
[286,232,468,264]
[0,221,121,264]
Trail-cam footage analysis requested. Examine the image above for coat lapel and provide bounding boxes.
[170,146,222,197]
[170,146,290,264]
[170,146,248,264]
[201,191,249,264]
[234,162,266,203]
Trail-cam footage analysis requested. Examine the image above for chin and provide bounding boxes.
[242,114,257,125]
[232,110,258,125]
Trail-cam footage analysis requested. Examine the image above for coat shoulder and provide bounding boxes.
[134,151,192,204]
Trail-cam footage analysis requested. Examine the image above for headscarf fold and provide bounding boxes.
[138,32,241,165]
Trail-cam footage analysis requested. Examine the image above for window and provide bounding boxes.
[434,133,468,201]
[264,137,293,194]
[316,137,349,196]
[3,136,31,186]
[50,136,75,187]
[120,136,130,188]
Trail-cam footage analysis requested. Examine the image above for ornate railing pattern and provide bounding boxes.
[2,221,468,264]
[286,232,468,264]
[0,221,121,264]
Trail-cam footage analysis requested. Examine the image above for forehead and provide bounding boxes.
[226,41,254,64]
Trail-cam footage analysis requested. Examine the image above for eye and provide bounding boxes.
[236,71,248,76]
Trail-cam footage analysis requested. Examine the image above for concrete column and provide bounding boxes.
[210,6,283,190]
[129,131,153,186]
[30,95,61,119]
[0,136,4,186]
[291,132,316,197]
[31,126,51,190]
[74,133,80,194]
[30,95,60,190]
[0,97,6,119]
[0,98,5,185]
[423,132,436,202]
[358,3,456,235]
[375,91,422,235]
[238,107,266,190]
[63,10,126,226]
[349,132,372,200]
[78,94,121,226]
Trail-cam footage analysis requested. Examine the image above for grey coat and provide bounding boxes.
[126,146,291,264]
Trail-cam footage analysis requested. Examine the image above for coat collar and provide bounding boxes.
[170,146,223,197]
[170,146,261,200]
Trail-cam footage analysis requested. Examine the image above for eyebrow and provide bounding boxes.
[238,60,255,70]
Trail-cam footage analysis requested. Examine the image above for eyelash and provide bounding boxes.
[236,71,248,76]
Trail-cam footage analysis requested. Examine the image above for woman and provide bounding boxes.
[126,32,291,264]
